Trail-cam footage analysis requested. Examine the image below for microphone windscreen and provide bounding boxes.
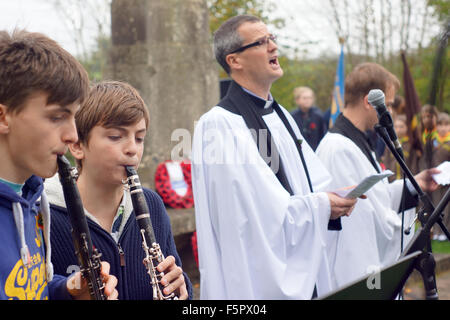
[368,89,385,107]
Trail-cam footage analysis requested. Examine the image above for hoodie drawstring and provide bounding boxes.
[12,202,31,267]
[40,192,54,281]
[12,194,54,282]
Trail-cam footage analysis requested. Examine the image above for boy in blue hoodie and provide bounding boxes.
[0,29,117,300]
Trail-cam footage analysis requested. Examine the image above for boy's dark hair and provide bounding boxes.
[0,29,89,113]
[344,62,400,108]
[76,80,150,146]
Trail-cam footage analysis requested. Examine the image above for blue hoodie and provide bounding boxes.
[0,175,70,300]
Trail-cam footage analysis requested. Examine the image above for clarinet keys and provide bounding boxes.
[140,230,177,300]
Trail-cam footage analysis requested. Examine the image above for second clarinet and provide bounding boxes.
[124,166,177,300]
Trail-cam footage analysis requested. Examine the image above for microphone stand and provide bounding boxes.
[374,124,450,300]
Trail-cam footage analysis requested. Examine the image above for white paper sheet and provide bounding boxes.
[432,161,450,185]
[332,170,394,199]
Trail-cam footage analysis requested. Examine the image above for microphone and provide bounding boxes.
[368,89,404,159]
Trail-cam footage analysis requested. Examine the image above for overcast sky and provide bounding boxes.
[0,0,102,56]
[0,0,443,60]
[0,0,77,53]
[0,0,348,58]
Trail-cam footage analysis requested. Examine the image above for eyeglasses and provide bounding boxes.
[229,34,277,54]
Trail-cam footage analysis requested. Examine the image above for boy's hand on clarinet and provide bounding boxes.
[67,261,118,300]
[157,255,188,300]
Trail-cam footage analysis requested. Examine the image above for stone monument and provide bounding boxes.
[109,0,219,189]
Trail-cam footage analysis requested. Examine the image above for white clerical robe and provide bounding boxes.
[316,132,415,292]
[192,105,335,299]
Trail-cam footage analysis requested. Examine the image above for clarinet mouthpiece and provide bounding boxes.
[125,165,137,177]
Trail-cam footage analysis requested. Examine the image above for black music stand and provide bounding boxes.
[320,251,421,300]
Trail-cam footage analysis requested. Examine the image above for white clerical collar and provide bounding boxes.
[242,87,274,109]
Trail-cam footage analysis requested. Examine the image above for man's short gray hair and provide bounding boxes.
[213,15,262,74]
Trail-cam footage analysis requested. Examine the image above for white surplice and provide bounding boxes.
[316,132,414,292]
[192,105,335,299]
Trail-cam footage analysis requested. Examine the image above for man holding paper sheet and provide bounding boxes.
[192,15,360,300]
[316,63,440,292]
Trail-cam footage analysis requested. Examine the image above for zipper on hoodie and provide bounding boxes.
[84,216,130,270]
[117,243,125,267]
[116,215,134,268]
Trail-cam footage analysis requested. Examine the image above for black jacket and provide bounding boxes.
[49,187,193,300]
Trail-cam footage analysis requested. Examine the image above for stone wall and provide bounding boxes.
[109,0,219,189]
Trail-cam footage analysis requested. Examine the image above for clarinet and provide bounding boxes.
[57,155,106,300]
[124,166,177,300]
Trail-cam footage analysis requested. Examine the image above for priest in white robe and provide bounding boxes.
[191,14,358,300]
[316,62,440,292]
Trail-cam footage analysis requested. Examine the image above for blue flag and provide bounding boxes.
[329,45,345,128]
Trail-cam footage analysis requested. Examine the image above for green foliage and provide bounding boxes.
[77,35,111,82]
[273,40,448,114]
[207,0,284,34]
[414,222,450,253]
[381,35,449,114]
[427,0,450,23]
[432,240,450,254]
[206,1,448,114]
[271,54,337,111]
[64,150,76,167]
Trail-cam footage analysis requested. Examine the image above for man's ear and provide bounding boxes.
[225,53,243,73]
[68,141,85,161]
[363,94,372,110]
[0,104,10,134]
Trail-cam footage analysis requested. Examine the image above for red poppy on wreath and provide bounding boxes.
[154,160,194,209]
[309,122,317,130]
[191,231,199,267]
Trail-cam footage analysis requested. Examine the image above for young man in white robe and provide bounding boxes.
[191,14,360,300]
[316,62,440,292]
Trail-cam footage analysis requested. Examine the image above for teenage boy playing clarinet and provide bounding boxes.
[45,80,191,300]
[0,29,118,300]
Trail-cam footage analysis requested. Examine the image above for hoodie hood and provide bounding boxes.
[0,175,43,207]
[43,174,66,209]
